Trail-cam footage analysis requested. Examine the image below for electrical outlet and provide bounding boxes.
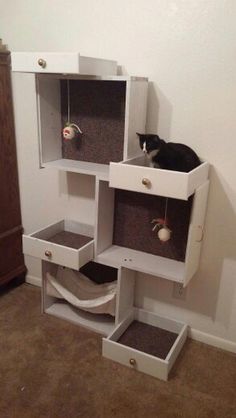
[172,283,187,300]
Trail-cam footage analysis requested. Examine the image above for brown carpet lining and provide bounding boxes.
[61,80,126,164]
[118,320,178,360]
[113,190,193,261]
[47,231,92,249]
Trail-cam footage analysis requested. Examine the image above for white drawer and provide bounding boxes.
[23,220,94,270]
[110,156,209,200]
[103,308,188,381]
[11,52,117,75]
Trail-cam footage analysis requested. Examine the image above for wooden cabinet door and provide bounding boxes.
[0,50,25,284]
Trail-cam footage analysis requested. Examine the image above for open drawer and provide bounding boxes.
[11,52,117,75]
[23,220,94,269]
[110,156,209,200]
[103,307,188,381]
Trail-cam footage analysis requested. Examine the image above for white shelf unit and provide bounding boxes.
[14,52,210,379]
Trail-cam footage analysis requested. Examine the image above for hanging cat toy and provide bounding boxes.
[62,80,83,141]
[151,198,172,242]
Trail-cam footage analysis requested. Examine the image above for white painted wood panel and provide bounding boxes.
[36,76,62,164]
[110,157,209,200]
[184,180,210,286]
[11,52,117,75]
[94,180,114,255]
[42,261,58,312]
[43,159,109,180]
[103,338,168,381]
[46,302,115,335]
[78,56,117,76]
[115,268,135,324]
[166,324,188,373]
[123,80,148,160]
[96,245,185,282]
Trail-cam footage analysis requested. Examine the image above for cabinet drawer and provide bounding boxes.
[23,220,94,270]
[11,52,117,75]
[103,308,187,381]
[110,156,209,200]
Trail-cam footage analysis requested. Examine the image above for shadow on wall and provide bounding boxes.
[120,70,173,137]
[58,171,95,200]
[146,82,172,138]
[136,165,236,324]
[191,165,236,323]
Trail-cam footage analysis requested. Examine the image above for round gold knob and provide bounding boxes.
[38,58,46,68]
[129,358,136,366]
[142,178,151,187]
[45,250,52,258]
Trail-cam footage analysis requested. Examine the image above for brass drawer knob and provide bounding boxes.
[38,58,46,68]
[142,178,151,187]
[129,358,136,366]
[45,250,52,258]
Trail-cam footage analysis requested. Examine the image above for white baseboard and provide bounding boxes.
[189,328,236,354]
[26,274,42,287]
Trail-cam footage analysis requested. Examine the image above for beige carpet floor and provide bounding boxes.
[0,282,236,418]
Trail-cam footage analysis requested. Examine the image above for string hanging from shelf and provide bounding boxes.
[151,197,172,242]
[62,79,83,141]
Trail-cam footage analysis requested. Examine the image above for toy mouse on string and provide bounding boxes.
[151,198,172,242]
[62,79,82,141]
[63,123,82,141]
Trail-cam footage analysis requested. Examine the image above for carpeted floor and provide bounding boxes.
[1,283,236,418]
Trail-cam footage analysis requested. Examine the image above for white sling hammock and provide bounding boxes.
[46,266,117,316]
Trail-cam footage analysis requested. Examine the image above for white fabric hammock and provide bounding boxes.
[46,266,117,316]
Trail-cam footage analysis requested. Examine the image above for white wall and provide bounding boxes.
[1,0,236,345]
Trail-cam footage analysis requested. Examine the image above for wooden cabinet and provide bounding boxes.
[0,49,26,286]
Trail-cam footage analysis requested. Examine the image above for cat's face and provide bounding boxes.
[137,133,161,158]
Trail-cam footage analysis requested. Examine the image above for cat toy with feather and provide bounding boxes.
[151,198,172,242]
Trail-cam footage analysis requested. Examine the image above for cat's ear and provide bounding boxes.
[136,132,143,139]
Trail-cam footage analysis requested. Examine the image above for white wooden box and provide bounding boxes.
[110,156,209,200]
[103,307,188,381]
[34,75,148,177]
[11,52,117,75]
[23,220,94,269]
[95,179,209,287]
[42,261,116,336]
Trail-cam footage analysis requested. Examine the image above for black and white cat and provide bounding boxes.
[137,133,201,173]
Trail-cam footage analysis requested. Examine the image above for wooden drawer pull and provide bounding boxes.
[45,250,52,258]
[142,178,151,187]
[129,358,136,366]
[38,58,46,68]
